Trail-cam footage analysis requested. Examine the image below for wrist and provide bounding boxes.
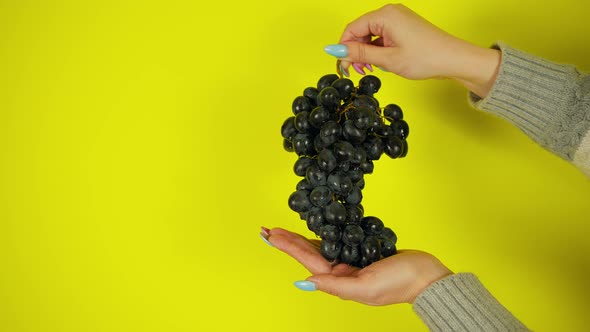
[447,42,501,98]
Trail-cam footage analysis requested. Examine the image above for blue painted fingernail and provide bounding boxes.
[294,280,316,291]
[260,233,273,247]
[324,44,348,58]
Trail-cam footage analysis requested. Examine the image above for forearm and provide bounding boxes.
[467,42,590,177]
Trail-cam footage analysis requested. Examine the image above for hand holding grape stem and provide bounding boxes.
[264,227,453,305]
[327,4,501,98]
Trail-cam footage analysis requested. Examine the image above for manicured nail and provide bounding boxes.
[260,233,273,247]
[261,226,270,237]
[294,280,316,291]
[365,64,374,72]
[339,64,349,78]
[324,44,348,58]
[352,63,366,75]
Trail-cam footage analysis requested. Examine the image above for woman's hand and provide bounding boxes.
[263,227,453,305]
[327,4,500,98]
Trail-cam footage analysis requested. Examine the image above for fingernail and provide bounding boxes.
[324,44,347,58]
[339,64,349,78]
[376,66,388,72]
[261,226,270,237]
[352,63,366,75]
[294,280,316,291]
[365,64,374,72]
[260,233,273,247]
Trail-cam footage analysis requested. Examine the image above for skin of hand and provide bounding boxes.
[266,227,453,305]
[334,3,501,98]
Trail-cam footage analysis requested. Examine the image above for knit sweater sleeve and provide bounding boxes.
[413,273,529,331]
[469,41,590,177]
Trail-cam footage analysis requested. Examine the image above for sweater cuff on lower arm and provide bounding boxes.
[413,273,529,332]
[469,42,583,161]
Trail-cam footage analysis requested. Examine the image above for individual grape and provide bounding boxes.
[331,78,355,100]
[360,235,381,263]
[281,116,297,140]
[346,204,363,224]
[306,164,327,187]
[321,239,342,261]
[309,185,333,208]
[303,87,319,107]
[359,160,374,174]
[340,245,360,265]
[309,106,331,128]
[319,224,341,242]
[293,156,315,177]
[364,136,384,160]
[380,227,398,244]
[294,111,311,133]
[317,74,339,91]
[283,138,293,152]
[292,96,311,115]
[350,147,367,165]
[318,86,341,109]
[296,178,313,191]
[353,95,379,113]
[313,134,329,152]
[391,119,410,139]
[333,140,355,162]
[351,106,374,130]
[381,239,397,257]
[383,136,404,159]
[343,120,367,144]
[324,201,347,225]
[342,224,365,246]
[299,211,308,220]
[306,207,324,235]
[361,216,384,235]
[374,123,394,137]
[370,114,385,133]
[319,120,342,145]
[356,178,365,190]
[347,167,363,183]
[384,104,403,121]
[327,171,353,196]
[358,75,381,96]
[400,140,408,158]
[317,148,337,173]
[293,133,314,156]
[336,161,350,172]
[345,186,362,205]
[288,190,311,213]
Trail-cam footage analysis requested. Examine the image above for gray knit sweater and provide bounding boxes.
[413,42,590,331]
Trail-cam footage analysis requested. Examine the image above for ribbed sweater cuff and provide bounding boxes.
[413,273,529,332]
[469,42,583,161]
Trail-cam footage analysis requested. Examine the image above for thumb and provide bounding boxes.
[331,42,397,69]
[306,274,367,302]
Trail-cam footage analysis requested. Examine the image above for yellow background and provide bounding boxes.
[1,0,589,331]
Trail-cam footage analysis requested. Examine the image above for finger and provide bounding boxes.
[269,233,332,275]
[340,41,397,69]
[339,8,385,44]
[269,227,320,248]
[306,274,369,302]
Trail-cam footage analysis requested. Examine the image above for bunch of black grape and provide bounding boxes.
[281,73,409,268]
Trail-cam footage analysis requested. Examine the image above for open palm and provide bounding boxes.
[266,227,452,305]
